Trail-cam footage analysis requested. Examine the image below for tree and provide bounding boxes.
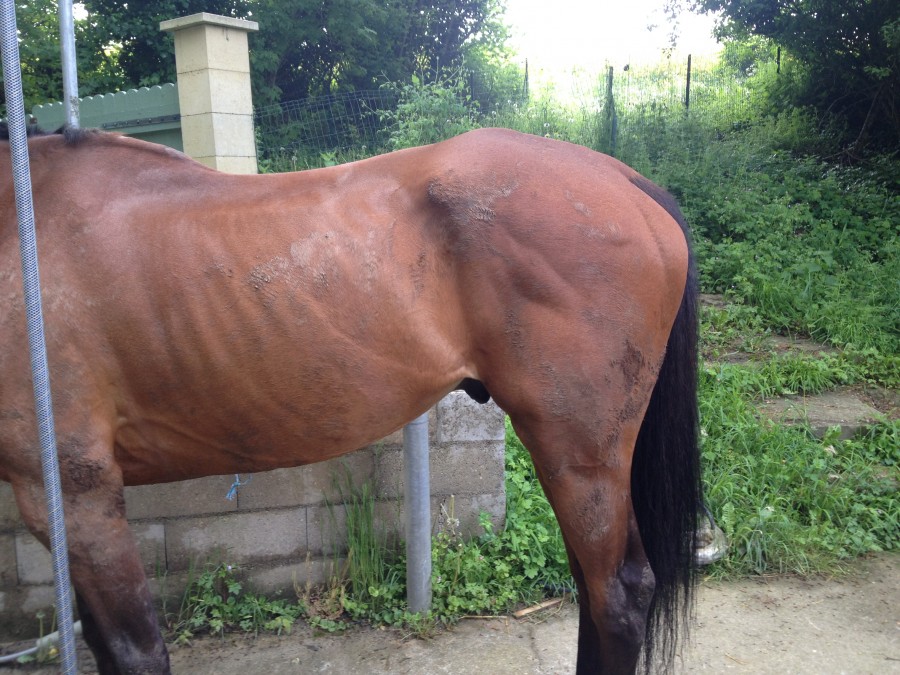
[80,0,245,87]
[670,0,900,151]
[74,0,510,106]
[0,1,125,112]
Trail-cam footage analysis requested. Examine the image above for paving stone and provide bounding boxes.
[758,388,882,439]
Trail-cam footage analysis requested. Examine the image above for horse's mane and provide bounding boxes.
[0,122,102,145]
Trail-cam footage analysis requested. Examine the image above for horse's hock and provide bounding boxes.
[0,393,506,639]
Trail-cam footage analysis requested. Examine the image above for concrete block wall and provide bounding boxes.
[0,393,505,639]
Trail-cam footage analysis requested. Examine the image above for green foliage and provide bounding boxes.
[700,367,898,576]
[427,502,519,620]
[171,562,304,642]
[52,0,513,108]
[0,1,126,113]
[686,0,900,151]
[326,427,570,627]
[79,0,244,89]
[424,430,571,622]
[327,472,406,624]
[379,73,479,149]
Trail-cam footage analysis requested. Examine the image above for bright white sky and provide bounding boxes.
[504,0,721,78]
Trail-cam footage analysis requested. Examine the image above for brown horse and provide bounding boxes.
[0,125,701,674]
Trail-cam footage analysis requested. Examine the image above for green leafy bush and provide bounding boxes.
[378,73,479,149]
[172,562,303,642]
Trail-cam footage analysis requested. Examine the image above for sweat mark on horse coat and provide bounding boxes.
[58,437,106,495]
[579,484,613,542]
[427,171,519,227]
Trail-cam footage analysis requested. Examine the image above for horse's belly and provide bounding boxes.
[110,321,466,485]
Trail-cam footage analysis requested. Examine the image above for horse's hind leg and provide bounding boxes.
[490,313,673,674]
[12,435,169,674]
[519,417,654,674]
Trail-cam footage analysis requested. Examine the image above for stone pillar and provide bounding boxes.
[160,12,259,174]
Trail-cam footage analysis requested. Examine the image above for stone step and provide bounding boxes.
[700,294,893,439]
[756,387,884,440]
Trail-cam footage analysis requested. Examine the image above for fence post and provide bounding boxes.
[685,54,692,110]
[523,59,529,101]
[160,13,259,174]
[605,65,618,156]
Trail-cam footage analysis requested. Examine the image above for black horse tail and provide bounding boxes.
[629,177,702,672]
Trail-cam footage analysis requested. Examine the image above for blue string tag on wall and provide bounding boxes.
[226,474,252,501]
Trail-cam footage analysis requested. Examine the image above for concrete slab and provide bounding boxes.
[3,556,897,673]
[758,387,883,439]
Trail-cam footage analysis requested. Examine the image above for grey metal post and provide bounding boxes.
[0,2,77,673]
[403,412,432,613]
[58,0,79,127]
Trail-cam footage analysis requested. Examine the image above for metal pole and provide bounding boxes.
[0,2,77,673]
[403,413,432,613]
[58,0,80,127]
[685,53,692,110]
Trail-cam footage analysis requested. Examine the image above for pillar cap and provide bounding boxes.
[160,12,258,34]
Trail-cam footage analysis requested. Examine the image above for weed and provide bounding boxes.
[171,561,304,642]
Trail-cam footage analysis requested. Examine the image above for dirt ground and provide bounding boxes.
[4,553,897,674]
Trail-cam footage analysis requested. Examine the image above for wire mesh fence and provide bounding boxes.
[254,89,399,171]
[254,54,758,172]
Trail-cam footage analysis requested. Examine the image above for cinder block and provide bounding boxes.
[306,503,347,556]
[430,441,505,496]
[20,584,55,618]
[0,482,22,530]
[0,533,16,587]
[436,392,505,444]
[0,585,56,640]
[238,451,374,511]
[379,408,442,445]
[146,569,191,613]
[125,476,238,520]
[434,493,507,537]
[197,25,252,72]
[165,18,256,74]
[176,69,254,116]
[179,113,217,158]
[374,500,406,547]
[132,522,166,575]
[377,428,405,446]
[216,155,259,175]
[246,557,346,597]
[306,497,406,558]
[165,507,307,571]
[15,531,51,585]
[373,441,505,499]
[0,584,57,640]
[371,446,404,499]
[181,112,257,158]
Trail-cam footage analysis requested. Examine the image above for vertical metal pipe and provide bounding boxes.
[0,2,77,673]
[58,0,80,127]
[403,412,432,613]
